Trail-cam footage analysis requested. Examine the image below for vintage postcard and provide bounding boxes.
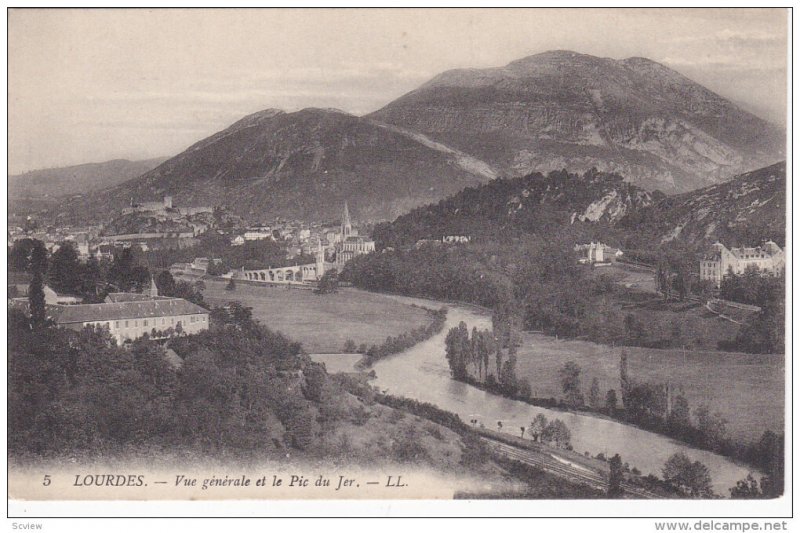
[6,7,790,519]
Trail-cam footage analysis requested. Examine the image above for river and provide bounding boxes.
[318,294,764,496]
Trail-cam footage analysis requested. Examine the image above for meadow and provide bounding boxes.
[513,333,784,444]
[203,280,433,353]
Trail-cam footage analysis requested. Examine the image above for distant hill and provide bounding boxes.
[370,50,785,193]
[51,108,496,224]
[9,157,168,199]
[372,168,655,248]
[618,161,786,248]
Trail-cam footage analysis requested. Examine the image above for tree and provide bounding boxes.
[729,474,763,499]
[754,430,784,498]
[315,268,339,294]
[108,247,150,292]
[559,361,583,407]
[156,270,177,296]
[720,267,742,302]
[444,322,470,380]
[342,339,357,353]
[517,379,532,399]
[28,270,46,327]
[619,350,631,408]
[694,404,728,451]
[80,255,102,298]
[668,394,691,431]
[301,363,327,403]
[529,413,548,443]
[662,452,713,498]
[499,356,519,395]
[673,267,689,301]
[542,419,571,449]
[588,377,601,409]
[10,238,45,272]
[608,454,625,497]
[171,281,208,309]
[207,260,229,277]
[30,240,48,275]
[48,242,82,295]
[605,389,618,413]
[624,313,646,344]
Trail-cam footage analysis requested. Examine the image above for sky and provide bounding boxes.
[8,8,789,174]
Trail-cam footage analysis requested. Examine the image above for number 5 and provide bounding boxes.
[42,475,51,486]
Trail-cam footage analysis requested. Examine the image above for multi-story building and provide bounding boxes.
[48,298,209,344]
[574,242,622,264]
[334,202,375,269]
[700,241,785,288]
[13,280,209,344]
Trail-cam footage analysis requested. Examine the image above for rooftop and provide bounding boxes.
[48,298,208,324]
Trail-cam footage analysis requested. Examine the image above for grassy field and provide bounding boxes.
[203,280,433,353]
[592,262,658,294]
[584,263,742,350]
[513,333,784,444]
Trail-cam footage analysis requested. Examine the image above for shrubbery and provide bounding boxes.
[357,308,447,367]
[8,305,334,457]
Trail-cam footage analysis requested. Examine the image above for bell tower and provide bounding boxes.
[341,201,352,241]
[315,238,326,279]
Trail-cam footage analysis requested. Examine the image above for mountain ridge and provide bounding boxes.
[369,50,784,193]
[9,157,168,199]
[369,161,784,253]
[52,108,495,224]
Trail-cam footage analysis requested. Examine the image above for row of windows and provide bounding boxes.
[95,315,207,330]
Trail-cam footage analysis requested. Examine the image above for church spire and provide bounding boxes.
[341,201,352,240]
[149,276,159,298]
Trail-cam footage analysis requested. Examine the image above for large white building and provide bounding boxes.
[700,241,785,287]
[14,281,210,344]
[574,242,622,264]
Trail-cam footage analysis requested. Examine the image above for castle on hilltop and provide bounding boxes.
[122,195,213,217]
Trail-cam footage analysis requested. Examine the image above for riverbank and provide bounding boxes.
[452,373,770,478]
[355,286,781,445]
[366,299,764,495]
[355,306,447,369]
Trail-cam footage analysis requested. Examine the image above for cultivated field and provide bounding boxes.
[514,334,784,444]
[203,280,433,353]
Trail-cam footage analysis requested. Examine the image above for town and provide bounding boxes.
[7,8,787,510]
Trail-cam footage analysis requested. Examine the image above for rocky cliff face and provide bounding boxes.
[618,162,785,247]
[370,50,785,193]
[373,168,655,247]
[53,108,495,223]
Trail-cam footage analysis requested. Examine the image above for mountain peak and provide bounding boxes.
[508,49,599,64]
[227,108,285,130]
[369,50,785,193]
[297,107,352,116]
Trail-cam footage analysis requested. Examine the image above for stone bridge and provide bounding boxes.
[240,263,322,284]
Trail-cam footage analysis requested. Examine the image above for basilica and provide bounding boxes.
[334,202,376,269]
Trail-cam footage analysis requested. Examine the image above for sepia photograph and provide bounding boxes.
[5,6,790,522]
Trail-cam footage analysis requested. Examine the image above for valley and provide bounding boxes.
[9,43,787,503]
